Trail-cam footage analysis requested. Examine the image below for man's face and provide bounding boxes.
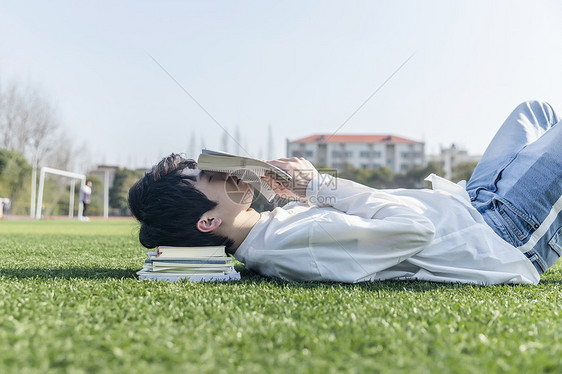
[184,169,255,218]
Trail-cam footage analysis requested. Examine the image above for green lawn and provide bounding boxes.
[0,219,561,373]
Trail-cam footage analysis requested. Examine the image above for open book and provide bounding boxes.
[197,149,291,202]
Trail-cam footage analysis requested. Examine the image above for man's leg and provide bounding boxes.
[467,101,560,195]
[467,100,562,274]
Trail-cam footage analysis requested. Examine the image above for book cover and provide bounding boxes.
[151,266,234,273]
[150,258,232,264]
[137,268,241,282]
[152,262,235,269]
[157,245,227,258]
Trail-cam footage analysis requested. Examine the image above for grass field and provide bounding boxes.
[1,219,561,373]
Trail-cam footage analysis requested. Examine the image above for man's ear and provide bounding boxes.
[196,215,222,233]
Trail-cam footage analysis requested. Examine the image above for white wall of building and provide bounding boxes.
[287,138,425,174]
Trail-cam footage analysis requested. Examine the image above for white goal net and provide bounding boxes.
[35,167,86,220]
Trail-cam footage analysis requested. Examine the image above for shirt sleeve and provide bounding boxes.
[307,175,432,219]
[305,174,436,265]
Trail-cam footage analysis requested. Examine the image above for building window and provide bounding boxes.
[360,151,381,158]
[359,162,382,169]
[305,151,314,158]
[333,151,353,158]
[292,151,303,157]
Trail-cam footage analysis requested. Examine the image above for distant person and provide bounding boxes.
[80,180,92,219]
[128,101,562,285]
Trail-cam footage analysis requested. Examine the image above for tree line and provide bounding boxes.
[0,77,144,216]
[0,79,79,170]
[1,77,478,216]
[334,161,477,189]
[0,146,145,216]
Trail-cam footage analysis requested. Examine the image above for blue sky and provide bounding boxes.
[1,0,561,170]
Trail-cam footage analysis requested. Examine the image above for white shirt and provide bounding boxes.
[80,185,92,202]
[234,174,539,285]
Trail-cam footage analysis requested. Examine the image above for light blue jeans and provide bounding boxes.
[466,101,562,275]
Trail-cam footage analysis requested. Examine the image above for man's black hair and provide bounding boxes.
[128,154,234,251]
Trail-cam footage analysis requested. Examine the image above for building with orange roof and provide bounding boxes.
[286,134,425,174]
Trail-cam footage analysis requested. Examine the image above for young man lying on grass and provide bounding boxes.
[129,101,562,285]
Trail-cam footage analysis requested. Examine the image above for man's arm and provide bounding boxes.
[263,156,434,241]
[261,158,435,280]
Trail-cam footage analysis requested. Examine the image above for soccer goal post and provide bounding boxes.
[35,167,87,220]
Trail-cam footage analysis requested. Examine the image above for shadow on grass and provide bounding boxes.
[0,266,466,290]
[534,279,562,285]
[0,267,137,280]
[237,266,562,290]
[235,268,493,292]
[4,266,558,290]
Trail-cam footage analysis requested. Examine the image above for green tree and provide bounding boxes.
[392,162,445,188]
[317,161,445,190]
[365,166,394,188]
[109,168,145,215]
[452,161,479,182]
[85,173,104,216]
[55,173,104,216]
[0,149,32,214]
[337,164,394,189]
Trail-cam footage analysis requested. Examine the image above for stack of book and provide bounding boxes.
[137,245,240,282]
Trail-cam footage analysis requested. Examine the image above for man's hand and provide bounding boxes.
[262,157,318,202]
